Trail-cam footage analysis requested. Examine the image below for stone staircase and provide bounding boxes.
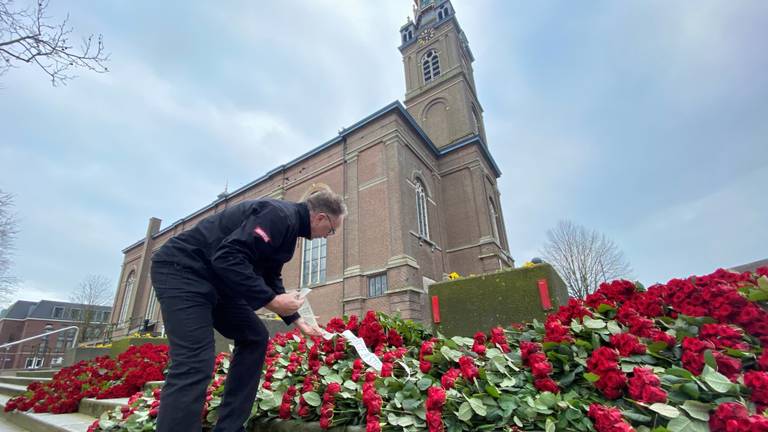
[0,369,157,432]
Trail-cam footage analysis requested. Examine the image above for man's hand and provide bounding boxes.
[265,293,304,316]
[295,317,324,337]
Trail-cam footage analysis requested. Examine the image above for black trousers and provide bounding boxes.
[151,261,269,432]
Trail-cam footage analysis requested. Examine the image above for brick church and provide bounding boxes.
[111,0,514,336]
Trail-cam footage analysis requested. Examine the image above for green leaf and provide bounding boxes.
[485,383,501,398]
[607,320,623,335]
[667,415,708,432]
[700,365,733,393]
[317,366,331,376]
[570,321,584,333]
[680,401,711,422]
[302,391,321,407]
[758,276,768,290]
[537,392,557,408]
[440,346,463,362]
[583,372,601,383]
[583,316,607,329]
[468,396,487,416]
[451,336,476,347]
[597,304,615,313]
[545,417,556,432]
[397,415,415,427]
[326,374,343,384]
[680,382,700,399]
[748,290,768,302]
[622,410,653,423]
[666,367,694,380]
[457,402,473,422]
[703,350,717,369]
[649,403,680,419]
[647,341,669,353]
[417,378,433,391]
[343,380,358,391]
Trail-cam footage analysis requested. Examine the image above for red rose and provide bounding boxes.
[745,371,768,412]
[588,404,635,432]
[628,368,666,403]
[709,402,749,432]
[534,378,560,393]
[458,356,479,381]
[610,333,647,357]
[595,370,627,400]
[440,368,461,389]
[587,347,620,374]
[426,410,444,432]
[426,386,446,411]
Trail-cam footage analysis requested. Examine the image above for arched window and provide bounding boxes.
[437,5,449,21]
[301,238,327,286]
[489,198,500,241]
[145,286,158,322]
[119,272,135,325]
[415,179,429,239]
[422,50,441,83]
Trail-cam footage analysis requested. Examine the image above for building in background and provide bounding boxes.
[0,300,111,369]
[112,0,513,336]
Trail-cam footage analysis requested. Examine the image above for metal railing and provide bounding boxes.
[0,326,80,370]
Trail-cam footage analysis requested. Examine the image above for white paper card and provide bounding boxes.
[341,330,383,372]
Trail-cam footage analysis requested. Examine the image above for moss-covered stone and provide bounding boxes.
[428,264,567,337]
[109,337,168,357]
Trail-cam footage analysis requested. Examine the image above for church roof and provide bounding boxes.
[123,100,501,253]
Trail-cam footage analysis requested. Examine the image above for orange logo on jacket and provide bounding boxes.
[253,227,271,243]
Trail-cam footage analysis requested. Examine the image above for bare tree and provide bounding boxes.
[0,0,108,86]
[0,189,19,303]
[540,220,632,299]
[69,274,113,342]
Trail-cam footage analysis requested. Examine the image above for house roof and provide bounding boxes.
[0,300,111,320]
[123,100,502,253]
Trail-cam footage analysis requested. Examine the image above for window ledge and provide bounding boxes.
[409,231,441,251]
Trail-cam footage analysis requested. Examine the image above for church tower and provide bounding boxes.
[399,0,486,148]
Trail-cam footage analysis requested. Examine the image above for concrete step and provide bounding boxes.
[0,376,51,387]
[77,397,128,419]
[0,395,95,432]
[13,371,58,379]
[0,384,28,398]
[0,414,28,431]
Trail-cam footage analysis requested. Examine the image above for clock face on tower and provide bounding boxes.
[418,28,435,45]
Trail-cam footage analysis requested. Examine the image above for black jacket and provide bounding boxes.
[152,199,311,323]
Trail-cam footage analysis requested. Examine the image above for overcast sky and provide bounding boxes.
[1,1,766,307]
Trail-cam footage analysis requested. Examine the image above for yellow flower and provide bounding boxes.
[523,261,536,268]
[448,272,461,280]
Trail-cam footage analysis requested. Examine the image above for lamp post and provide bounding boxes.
[41,323,54,369]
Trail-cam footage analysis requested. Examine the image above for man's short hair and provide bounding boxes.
[304,190,347,217]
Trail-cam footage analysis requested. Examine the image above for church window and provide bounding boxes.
[489,198,500,241]
[119,271,135,325]
[145,286,158,322]
[438,5,449,21]
[415,179,429,239]
[403,29,413,43]
[422,50,441,83]
[368,274,387,298]
[301,238,327,286]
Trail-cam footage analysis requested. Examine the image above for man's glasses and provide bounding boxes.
[322,213,336,236]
